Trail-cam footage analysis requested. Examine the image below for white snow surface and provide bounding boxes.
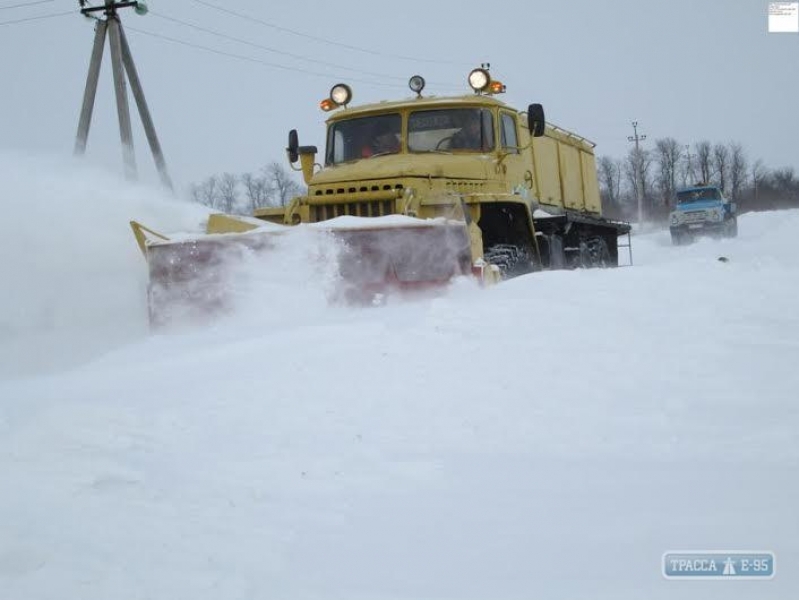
[1,153,798,599]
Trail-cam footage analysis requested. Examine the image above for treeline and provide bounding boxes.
[598,139,799,223]
[189,161,303,214]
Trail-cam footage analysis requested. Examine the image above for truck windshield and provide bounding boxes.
[408,108,495,153]
[677,188,721,203]
[326,113,401,165]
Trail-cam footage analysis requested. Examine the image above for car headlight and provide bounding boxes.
[671,214,680,225]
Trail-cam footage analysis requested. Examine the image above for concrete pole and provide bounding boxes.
[628,121,646,226]
[107,16,137,181]
[74,20,108,156]
[118,23,174,192]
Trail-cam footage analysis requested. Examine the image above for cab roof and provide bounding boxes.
[678,184,722,193]
[325,94,512,123]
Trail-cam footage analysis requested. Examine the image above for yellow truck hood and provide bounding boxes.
[310,154,495,186]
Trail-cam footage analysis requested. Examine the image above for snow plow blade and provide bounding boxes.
[132,218,473,326]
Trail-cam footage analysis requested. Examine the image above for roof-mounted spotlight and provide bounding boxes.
[409,75,426,97]
[330,83,353,107]
[468,68,491,93]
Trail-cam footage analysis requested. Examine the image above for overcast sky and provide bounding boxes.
[0,0,795,192]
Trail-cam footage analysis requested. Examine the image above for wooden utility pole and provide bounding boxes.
[74,0,173,191]
[627,121,647,225]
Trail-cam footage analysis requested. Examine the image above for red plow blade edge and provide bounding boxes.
[144,222,473,326]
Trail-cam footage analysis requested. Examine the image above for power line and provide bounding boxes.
[0,9,72,25]
[186,0,469,67]
[0,0,55,10]
[149,11,461,89]
[125,25,411,90]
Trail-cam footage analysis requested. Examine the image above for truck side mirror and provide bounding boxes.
[298,145,318,186]
[287,129,299,164]
[527,103,545,137]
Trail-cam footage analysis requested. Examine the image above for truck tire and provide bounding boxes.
[483,244,534,278]
[578,236,612,268]
[548,234,566,269]
[671,230,689,246]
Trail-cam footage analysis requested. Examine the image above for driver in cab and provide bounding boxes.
[361,125,400,158]
[450,113,486,150]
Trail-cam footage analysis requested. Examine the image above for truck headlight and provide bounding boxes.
[670,214,679,225]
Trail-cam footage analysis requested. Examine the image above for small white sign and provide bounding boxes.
[769,2,799,33]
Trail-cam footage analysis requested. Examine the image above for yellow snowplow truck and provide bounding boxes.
[132,67,630,324]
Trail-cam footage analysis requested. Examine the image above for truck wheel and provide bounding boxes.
[671,231,689,246]
[548,235,566,270]
[580,236,611,268]
[484,244,534,278]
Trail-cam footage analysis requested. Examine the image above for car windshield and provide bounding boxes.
[408,108,495,153]
[677,188,721,203]
[325,113,401,165]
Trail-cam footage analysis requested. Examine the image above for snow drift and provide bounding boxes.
[0,151,211,377]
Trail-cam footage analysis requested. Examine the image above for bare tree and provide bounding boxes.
[760,167,799,209]
[598,155,622,208]
[750,159,766,207]
[241,171,272,212]
[191,175,220,209]
[266,162,301,207]
[624,147,654,218]
[712,143,730,193]
[695,141,712,184]
[217,172,240,214]
[728,143,747,201]
[771,167,797,193]
[654,137,683,206]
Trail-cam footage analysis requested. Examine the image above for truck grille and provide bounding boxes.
[313,183,404,196]
[683,210,707,223]
[311,200,395,222]
[444,180,486,194]
[309,182,403,222]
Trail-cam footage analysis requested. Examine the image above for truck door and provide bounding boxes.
[499,111,529,199]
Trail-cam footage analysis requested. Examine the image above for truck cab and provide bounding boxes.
[669,184,738,245]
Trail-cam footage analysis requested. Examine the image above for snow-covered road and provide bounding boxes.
[1,155,797,599]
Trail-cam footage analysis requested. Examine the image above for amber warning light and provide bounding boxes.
[490,80,506,94]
